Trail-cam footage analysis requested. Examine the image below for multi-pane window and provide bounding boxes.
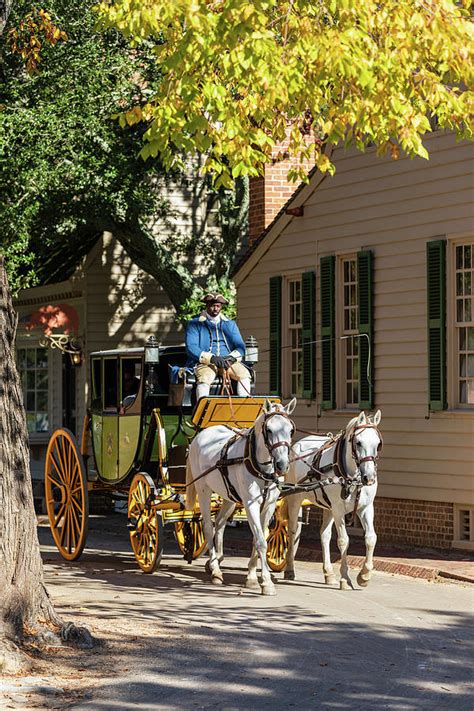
[455,242,474,405]
[288,278,303,396]
[342,258,359,407]
[17,346,50,434]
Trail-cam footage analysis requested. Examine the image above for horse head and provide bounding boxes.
[254,398,297,474]
[348,410,382,485]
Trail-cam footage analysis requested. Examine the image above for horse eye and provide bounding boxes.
[356,440,361,447]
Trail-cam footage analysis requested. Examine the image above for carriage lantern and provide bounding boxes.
[145,335,160,395]
[145,335,160,364]
[245,335,259,364]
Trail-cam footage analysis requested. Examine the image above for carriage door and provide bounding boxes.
[118,357,142,480]
[90,358,103,477]
[101,357,119,481]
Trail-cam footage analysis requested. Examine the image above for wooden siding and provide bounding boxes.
[236,133,474,505]
[84,233,181,354]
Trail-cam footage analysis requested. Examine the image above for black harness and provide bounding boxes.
[303,423,383,521]
[201,410,295,504]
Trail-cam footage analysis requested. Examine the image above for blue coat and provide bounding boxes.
[185,314,246,367]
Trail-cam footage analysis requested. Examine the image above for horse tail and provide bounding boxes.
[185,456,197,511]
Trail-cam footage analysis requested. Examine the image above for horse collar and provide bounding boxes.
[244,429,278,483]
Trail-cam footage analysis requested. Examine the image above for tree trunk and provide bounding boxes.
[0,0,15,36]
[0,258,93,673]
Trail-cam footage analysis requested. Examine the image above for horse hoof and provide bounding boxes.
[211,575,223,586]
[357,572,371,588]
[284,570,295,581]
[339,579,350,591]
[261,584,277,596]
[205,559,212,574]
[245,578,260,591]
[325,575,337,585]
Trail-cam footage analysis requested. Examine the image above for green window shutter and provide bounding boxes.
[358,250,374,410]
[302,271,316,399]
[320,256,335,409]
[269,276,282,395]
[427,240,447,410]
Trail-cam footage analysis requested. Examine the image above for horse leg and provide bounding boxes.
[214,500,236,564]
[333,508,352,590]
[356,501,377,588]
[284,496,302,581]
[199,486,223,585]
[320,509,337,585]
[246,499,276,596]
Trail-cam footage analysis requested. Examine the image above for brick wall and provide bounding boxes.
[304,496,454,549]
[374,497,454,549]
[248,135,314,245]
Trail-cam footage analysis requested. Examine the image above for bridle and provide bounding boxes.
[244,409,295,481]
[260,409,296,457]
[349,424,383,474]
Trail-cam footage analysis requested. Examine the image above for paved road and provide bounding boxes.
[27,519,474,709]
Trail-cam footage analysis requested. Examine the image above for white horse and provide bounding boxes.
[284,410,382,590]
[186,398,296,595]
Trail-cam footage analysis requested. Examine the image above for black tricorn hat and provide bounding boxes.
[201,292,229,305]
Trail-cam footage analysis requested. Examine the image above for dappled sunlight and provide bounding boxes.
[31,518,474,710]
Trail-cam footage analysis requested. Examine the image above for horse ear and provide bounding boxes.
[285,397,297,415]
[372,409,382,426]
[357,411,367,426]
[262,399,273,414]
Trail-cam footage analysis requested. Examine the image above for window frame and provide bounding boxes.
[336,254,360,410]
[17,343,53,441]
[283,273,304,399]
[447,236,474,410]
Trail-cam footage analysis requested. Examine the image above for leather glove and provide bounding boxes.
[210,355,227,369]
[225,355,237,367]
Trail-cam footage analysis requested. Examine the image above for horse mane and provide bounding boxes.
[346,416,359,431]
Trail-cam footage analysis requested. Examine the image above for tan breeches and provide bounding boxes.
[195,362,250,385]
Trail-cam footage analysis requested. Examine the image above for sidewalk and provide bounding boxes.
[223,525,474,584]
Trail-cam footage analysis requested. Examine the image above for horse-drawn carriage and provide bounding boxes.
[44,336,382,592]
[44,337,288,573]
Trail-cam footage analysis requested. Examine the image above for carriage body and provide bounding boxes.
[44,339,289,571]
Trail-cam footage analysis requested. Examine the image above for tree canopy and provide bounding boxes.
[0,0,248,309]
[97,0,474,187]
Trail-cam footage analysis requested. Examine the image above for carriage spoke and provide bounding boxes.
[66,507,72,553]
[71,493,84,514]
[63,437,72,487]
[55,440,68,485]
[52,501,66,529]
[69,501,81,544]
[49,452,66,485]
[69,463,80,488]
[59,507,68,546]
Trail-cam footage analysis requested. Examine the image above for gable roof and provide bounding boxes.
[29,232,100,286]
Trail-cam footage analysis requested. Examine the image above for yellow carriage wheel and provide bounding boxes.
[174,520,207,561]
[45,428,89,561]
[266,502,289,572]
[128,472,163,574]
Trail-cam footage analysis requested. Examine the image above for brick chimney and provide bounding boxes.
[248,136,314,245]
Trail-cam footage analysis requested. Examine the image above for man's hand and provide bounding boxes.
[225,355,237,368]
[210,355,227,369]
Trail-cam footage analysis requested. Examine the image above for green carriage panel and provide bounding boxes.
[118,413,141,479]
[102,414,119,481]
